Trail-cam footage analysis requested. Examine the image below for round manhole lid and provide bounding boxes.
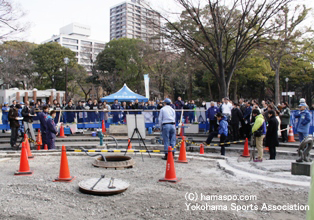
[79,178,129,195]
[92,155,135,169]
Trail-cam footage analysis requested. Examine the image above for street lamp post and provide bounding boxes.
[64,57,70,102]
[285,77,289,105]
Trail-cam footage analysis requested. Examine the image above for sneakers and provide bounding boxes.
[253,158,263,162]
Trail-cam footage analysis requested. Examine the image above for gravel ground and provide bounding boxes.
[0,154,309,220]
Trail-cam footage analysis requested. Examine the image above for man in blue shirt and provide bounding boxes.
[295,103,311,142]
[158,98,176,160]
[207,101,219,132]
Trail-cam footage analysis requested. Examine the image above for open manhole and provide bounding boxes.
[92,155,135,169]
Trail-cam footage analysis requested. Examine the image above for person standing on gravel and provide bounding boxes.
[265,110,279,160]
[251,109,266,162]
[158,98,176,160]
[8,104,20,150]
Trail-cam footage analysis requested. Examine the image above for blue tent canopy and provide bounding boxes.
[100,84,148,102]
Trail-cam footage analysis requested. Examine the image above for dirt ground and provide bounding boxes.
[0,154,309,220]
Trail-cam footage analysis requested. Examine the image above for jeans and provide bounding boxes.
[23,122,36,143]
[205,131,227,155]
[298,132,309,143]
[162,124,176,154]
[10,127,19,147]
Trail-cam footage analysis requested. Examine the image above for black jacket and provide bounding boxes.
[265,115,279,148]
[231,108,243,125]
[8,108,20,128]
[21,106,35,123]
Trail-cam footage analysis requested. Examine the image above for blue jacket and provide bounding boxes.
[295,110,311,134]
[39,112,48,133]
[243,106,252,124]
[2,106,9,121]
[207,106,219,120]
[46,116,58,139]
[218,116,228,136]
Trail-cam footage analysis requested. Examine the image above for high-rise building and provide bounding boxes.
[43,23,106,72]
[110,0,161,46]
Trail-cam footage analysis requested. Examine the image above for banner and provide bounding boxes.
[144,74,150,99]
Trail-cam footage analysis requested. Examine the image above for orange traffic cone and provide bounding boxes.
[241,138,250,157]
[102,120,106,134]
[180,123,184,137]
[200,143,204,154]
[24,134,34,159]
[176,136,188,163]
[37,144,41,150]
[127,139,132,150]
[59,124,66,138]
[159,146,181,183]
[15,142,33,176]
[264,147,269,152]
[288,126,296,142]
[53,145,75,182]
[44,144,48,150]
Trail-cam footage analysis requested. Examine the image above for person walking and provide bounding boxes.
[295,103,311,142]
[8,104,20,150]
[279,102,290,143]
[230,103,243,141]
[265,110,279,160]
[251,109,266,162]
[46,110,58,150]
[21,101,36,144]
[204,113,228,156]
[158,98,176,160]
[207,102,219,132]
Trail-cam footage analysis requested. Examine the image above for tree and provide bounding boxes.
[71,65,93,101]
[159,0,295,99]
[0,40,37,88]
[95,38,147,93]
[263,5,310,104]
[0,0,28,40]
[31,42,77,90]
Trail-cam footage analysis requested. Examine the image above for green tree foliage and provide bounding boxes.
[0,40,37,88]
[31,42,76,90]
[95,38,146,94]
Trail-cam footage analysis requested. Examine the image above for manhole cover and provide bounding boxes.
[92,155,135,169]
[79,178,129,195]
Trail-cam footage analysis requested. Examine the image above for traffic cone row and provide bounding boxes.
[288,126,296,142]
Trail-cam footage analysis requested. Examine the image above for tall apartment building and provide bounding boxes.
[110,0,161,47]
[43,23,106,72]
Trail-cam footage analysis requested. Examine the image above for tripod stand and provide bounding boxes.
[124,113,151,160]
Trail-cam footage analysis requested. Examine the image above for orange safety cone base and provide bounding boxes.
[14,170,33,176]
[53,176,76,182]
[159,177,182,183]
[200,144,205,154]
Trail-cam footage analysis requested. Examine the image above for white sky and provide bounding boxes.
[13,0,314,44]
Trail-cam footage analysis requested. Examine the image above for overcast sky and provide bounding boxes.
[14,0,314,44]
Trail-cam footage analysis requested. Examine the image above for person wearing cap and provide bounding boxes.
[158,98,176,160]
[295,103,311,142]
[2,102,9,133]
[21,101,36,143]
[8,104,21,149]
[203,112,229,156]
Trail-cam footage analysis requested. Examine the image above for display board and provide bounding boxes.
[126,114,146,139]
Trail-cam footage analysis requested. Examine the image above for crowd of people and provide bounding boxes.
[1,96,312,158]
[204,97,312,162]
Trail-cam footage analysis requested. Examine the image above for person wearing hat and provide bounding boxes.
[295,103,311,142]
[2,102,9,133]
[158,98,176,160]
[203,112,229,156]
[8,104,21,149]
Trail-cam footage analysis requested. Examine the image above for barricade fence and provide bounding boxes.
[0,109,313,134]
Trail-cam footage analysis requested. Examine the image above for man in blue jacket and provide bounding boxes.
[46,110,58,150]
[295,103,311,142]
[204,113,228,155]
[39,106,49,149]
[207,102,219,132]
